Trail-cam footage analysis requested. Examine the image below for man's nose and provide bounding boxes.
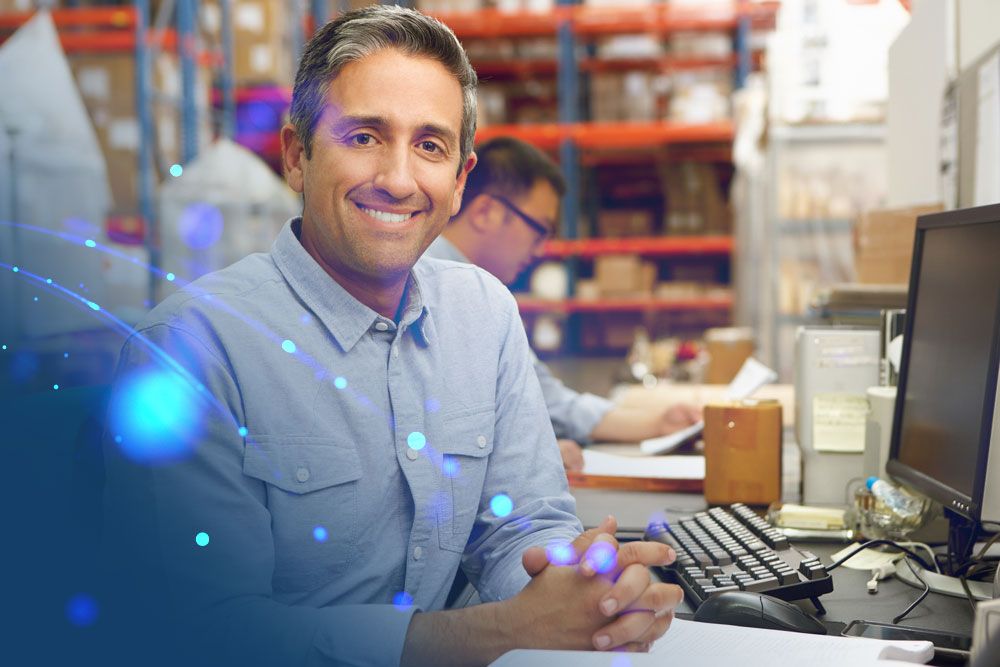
[373,144,419,200]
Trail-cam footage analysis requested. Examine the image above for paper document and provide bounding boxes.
[489,617,933,666]
[639,357,777,455]
[581,450,704,480]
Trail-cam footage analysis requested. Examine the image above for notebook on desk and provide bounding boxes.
[565,449,705,493]
[488,617,934,666]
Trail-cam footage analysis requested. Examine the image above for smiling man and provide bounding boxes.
[101,7,680,666]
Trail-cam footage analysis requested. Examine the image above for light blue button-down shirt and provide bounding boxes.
[425,236,613,444]
[103,220,582,666]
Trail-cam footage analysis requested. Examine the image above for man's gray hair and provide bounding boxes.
[290,5,478,174]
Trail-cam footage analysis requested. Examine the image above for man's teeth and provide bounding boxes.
[360,206,413,223]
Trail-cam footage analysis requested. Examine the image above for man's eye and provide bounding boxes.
[350,133,374,146]
[420,141,442,153]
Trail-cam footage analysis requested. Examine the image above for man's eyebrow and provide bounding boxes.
[328,114,459,148]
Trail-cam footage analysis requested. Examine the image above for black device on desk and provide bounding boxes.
[694,590,827,634]
[884,204,1000,596]
[645,503,834,612]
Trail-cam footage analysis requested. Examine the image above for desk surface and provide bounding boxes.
[569,488,977,642]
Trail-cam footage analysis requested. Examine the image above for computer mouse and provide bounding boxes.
[693,591,827,635]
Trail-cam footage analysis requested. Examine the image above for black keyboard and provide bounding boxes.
[644,503,834,609]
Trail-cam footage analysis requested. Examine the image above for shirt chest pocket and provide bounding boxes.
[437,405,495,553]
[243,436,362,591]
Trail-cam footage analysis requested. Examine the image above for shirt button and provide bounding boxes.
[296,467,310,482]
[406,448,418,461]
[477,435,487,448]
[392,345,399,358]
[413,546,423,561]
[374,321,389,331]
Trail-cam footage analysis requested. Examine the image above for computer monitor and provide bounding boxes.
[886,204,1000,536]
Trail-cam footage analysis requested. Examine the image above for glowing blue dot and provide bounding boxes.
[313,526,328,542]
[53,384,59,390]
[442,456,460,478]
[300,312,312,324]
[333,376,347,390]
[407,431,426,451]
[546,539,576,566]
[195,532,210,547]
[585,541,618,574]
[425,397,440,413]
[12,266,18,272]
[166,273,175,281]
[65,593,99,627]
[85,239,96,248]
[392,591,413,611]
[63,352,69,358]
[46,278,52,284]
[86,301,100,311]
[33,297,38,302]
[169,163,183,177]
[1,345,6,350]
[490,493,513,518]
[108,370,199,464]
[114,435,122,443]
[281,339,296,354]
[79,283,84,288]
[238,426,248,437]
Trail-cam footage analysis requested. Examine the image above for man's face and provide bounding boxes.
[481,179,560,285]
[286,49,474,288]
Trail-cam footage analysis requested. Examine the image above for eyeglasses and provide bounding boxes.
[488,194,553,243]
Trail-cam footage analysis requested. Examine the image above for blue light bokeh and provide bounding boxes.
[334,376,347,390]
[424,397,440,413]
[281,339,296,354]
[407,431,426,451]
[178,202,224,250]
[442,456,460,478]
[300,312,312,324]
[313,526,328,543]
[490,493,513,518]
[108,369,201,464]
[238,426,248,437]
[65,593,99,627]
[195,532,210,547]
[546,539,576,566]
[392,591,413,611]
[169,164,183,178]
[585,541,618,574]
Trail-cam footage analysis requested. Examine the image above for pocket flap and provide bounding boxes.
[437,405,495,458]
[243,436,362,494]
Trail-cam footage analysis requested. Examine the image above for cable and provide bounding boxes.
[897,541,941,574]
[825,539,934,573]
[958,575,979,614]
[892,557,930,624]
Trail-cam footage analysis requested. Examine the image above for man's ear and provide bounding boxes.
[450,151,477,217]
[466,193,505,234]
[281,124,305,193]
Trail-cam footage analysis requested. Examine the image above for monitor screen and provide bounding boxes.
[888,205,1000,521]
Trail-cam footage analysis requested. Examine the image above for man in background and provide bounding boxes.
[425,137,702,471]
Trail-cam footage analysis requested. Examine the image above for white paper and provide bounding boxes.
[490,618,933,666]
[582,450,704,480]
[813,392,868,453]
[975,52,1000,206]
[830,545,902,571]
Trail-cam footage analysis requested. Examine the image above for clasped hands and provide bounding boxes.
[511,515,683,653]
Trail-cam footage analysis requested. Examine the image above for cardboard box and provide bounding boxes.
[597,209,654,238]
[704,400,783,506]
[854,204,944,284]
[593,254,656,296]
[201,0,294,87]
[704,327,754,384]
[70,51,211,211]
[660,162,730,235]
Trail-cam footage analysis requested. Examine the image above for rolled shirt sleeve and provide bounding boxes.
[532,350,614,445]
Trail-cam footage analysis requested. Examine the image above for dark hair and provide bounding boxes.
[289,5,477,172]
[457,137,567,216]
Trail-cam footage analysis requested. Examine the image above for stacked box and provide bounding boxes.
[201,0,294,87]
[854,204,943,285]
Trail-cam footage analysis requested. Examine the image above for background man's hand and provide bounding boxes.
[658,403,703,435]
[557,438,584,471]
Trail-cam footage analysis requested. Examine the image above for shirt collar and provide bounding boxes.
[427,235,471,264]
[270,218,430,352]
